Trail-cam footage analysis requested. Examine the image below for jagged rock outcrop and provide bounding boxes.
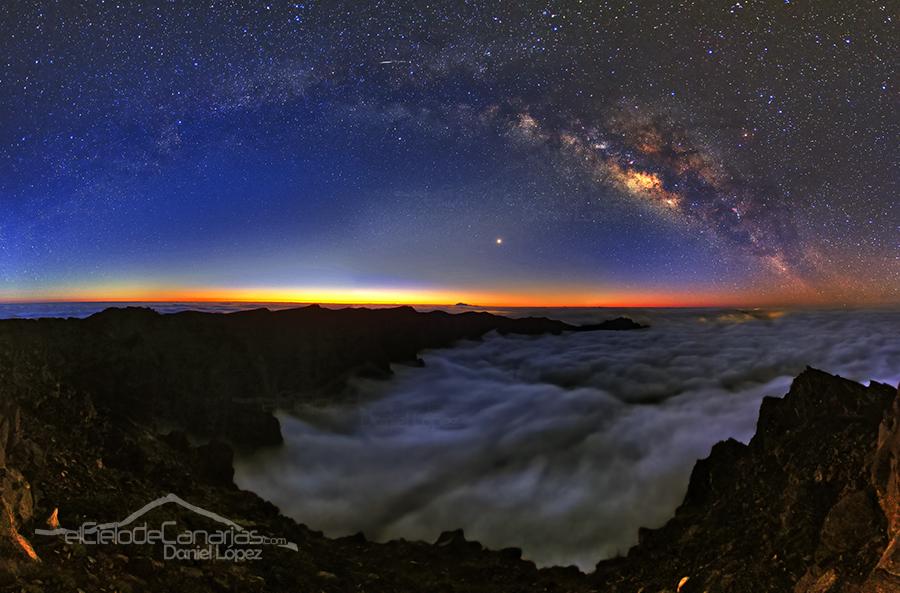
[593,367,898,592]
[866,386,900,590]
[0,468,38,562]
[0,402,41,578]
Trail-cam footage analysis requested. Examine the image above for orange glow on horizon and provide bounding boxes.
[0,281,837,309]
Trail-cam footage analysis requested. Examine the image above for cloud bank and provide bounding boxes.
[235,308,900,570]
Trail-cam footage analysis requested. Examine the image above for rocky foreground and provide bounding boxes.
[0,306,898,591]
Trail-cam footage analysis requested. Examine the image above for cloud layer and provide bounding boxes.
[233,308,900,569]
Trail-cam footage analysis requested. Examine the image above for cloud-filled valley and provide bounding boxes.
[235,307,900,569]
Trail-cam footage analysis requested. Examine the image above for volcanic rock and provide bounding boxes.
[2,307,900,591]
[592,367,897,592]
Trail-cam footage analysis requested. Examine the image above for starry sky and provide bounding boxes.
[2,1,898,306]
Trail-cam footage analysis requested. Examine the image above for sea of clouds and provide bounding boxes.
[233,307,900,570]
[6,303,900,570]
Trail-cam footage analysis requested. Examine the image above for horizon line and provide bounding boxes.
[0,298,872,310]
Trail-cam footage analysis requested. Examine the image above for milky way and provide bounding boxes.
[2,1,898,304]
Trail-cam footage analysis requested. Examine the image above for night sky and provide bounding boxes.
[2,1,898,306]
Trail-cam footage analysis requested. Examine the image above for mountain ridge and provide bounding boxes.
[0,306,896,591]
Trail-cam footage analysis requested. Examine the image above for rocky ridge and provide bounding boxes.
[0,306,898,592]
[591,367,899,592]
[0,305,644,453]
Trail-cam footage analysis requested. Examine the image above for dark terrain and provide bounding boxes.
[0,306,897,592]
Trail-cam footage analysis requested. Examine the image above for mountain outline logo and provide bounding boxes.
[35,492,298,554]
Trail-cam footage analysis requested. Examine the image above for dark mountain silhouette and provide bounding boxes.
[0,306,895,591]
